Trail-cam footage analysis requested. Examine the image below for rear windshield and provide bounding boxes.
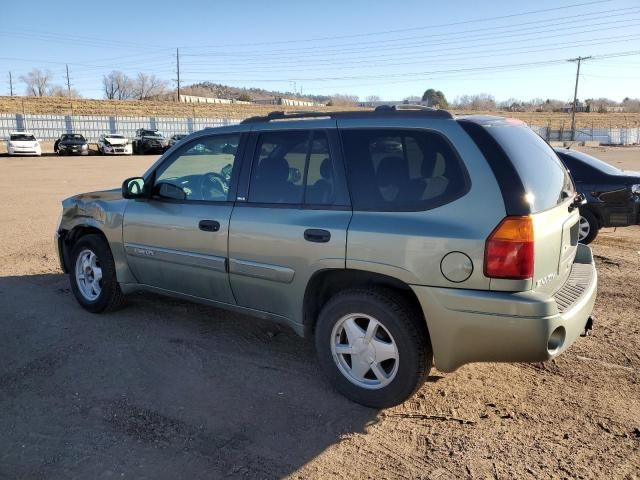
[480,123,574,213]
[10,134,35,141]
[61,134,85,141]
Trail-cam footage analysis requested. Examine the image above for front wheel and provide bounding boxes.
[315,288,432,408]
[69,234,125,313]
[578,209,599,244]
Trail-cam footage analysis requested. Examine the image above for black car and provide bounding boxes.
[54,133,89,156]
[132,129,168,154]
[168,133,188,148]
[555,148,640,243]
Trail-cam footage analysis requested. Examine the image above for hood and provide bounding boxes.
[142,135,167,142]
[104,137,128,145]
[10,140,38,146]
[59,139,87,146]
[71,188,123,202]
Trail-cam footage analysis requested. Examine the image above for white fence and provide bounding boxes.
[1,113,639,145]
[0,114,241,142]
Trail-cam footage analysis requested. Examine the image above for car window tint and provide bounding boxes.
[341,129,468,211]
[154,134,239,202]
[304,132,337,205]
[483,125,574,212]
[249,130,308,205]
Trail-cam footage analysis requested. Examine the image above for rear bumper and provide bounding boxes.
[411,244,597,372]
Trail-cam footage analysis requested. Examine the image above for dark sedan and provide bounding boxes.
[54,133,89,156]
[555,148,640,243]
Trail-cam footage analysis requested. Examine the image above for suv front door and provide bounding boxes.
[123,132,244,303]
[228,122,351,328]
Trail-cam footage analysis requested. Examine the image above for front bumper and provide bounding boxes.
[102,145,132,155]
[8,147,41,156]
[411,244,597,372]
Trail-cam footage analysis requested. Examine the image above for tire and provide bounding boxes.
[315,287,432,408]
[578,209,599,244]
[69,234,125,313]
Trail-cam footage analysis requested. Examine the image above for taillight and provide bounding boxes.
[484,216,534,280]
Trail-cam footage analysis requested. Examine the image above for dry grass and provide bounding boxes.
[1,96,640,129]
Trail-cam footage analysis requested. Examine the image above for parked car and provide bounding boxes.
[168,133,188,148]
[555,147,640,244]
[97,133,133,155]
[54,133,89,156]
[132,129,168,154]
[6,131,41,156]
[55,108,597,408]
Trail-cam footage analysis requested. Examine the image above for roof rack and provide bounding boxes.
[240,105,453,124]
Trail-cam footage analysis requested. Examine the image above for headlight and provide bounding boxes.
[82,144,88,150]
[8,141,14,147]
[632,184,640,194]
[34,142,40,147]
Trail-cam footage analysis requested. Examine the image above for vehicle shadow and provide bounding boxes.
[0,273,379,479]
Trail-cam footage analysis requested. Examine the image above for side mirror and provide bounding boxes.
[122,177,147,199]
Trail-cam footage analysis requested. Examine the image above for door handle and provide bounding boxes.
[304,229,331,243]
[199,220,220,232]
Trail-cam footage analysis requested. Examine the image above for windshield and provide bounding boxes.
[559,149,621,176]
[61,134,85,141]
[141,130,163,137]
[106,134,125,139]
[10,134,36,141]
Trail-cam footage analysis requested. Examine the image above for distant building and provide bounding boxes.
[254,97,323,107]
[560,101,588,113]
[179,94,252,105]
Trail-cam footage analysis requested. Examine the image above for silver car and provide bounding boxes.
[55,107,597,407]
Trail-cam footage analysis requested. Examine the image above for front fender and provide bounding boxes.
[58,196,137,284]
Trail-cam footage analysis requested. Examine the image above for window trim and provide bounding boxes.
[242,128,351,209]
[145,132,245,205]
[338,127,471,213]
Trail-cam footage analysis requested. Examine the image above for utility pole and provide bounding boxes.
[9,71,13,96]
[176,48,181,102]
[65,64,71,97]
[568,56,591,140]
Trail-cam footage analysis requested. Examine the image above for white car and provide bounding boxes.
[7,132,42,156]
[97,133,132,155]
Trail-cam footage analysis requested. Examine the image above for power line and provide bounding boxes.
[180,0,612,49]
[183,6,640,58]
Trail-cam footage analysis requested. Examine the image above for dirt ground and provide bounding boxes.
[0,148,638,479]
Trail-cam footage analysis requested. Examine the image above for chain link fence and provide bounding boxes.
[0,114,241,142]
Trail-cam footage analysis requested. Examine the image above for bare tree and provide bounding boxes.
[327,94,359,106]
[133,73,168,100]
[49,85,82,98]
[103,71,134,100]
[365,95,381,103]
[20,69,53,96]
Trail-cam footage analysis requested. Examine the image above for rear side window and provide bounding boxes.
[248,130,347,206]
[340,129,468,211]
[480,123,574,212]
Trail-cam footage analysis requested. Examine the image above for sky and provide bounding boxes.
[2,0,640,103]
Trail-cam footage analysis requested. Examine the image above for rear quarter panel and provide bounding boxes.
[339,118,506,290]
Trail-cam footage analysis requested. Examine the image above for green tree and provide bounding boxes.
[422,89,448,108]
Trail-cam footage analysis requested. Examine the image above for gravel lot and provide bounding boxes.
[0,150,639,479]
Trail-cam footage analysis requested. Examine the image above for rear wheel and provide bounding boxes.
[578,209,599,244]
[315,288,432,408]
[69,234,125,313]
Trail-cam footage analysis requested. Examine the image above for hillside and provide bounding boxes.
[1,96,640,129]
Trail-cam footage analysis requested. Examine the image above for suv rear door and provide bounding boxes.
[228,121,351,328]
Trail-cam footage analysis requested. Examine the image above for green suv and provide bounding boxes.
[55,107,597,408]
